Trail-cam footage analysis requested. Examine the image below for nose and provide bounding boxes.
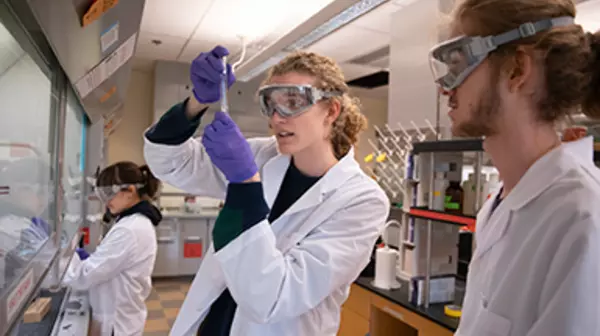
[270,112,286,124]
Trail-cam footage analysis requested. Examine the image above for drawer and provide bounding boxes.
[337,307,369,336]
[370,295,453,336]
[343,284,371,320]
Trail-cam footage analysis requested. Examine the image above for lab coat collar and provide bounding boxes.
[502,136,594,212]
[262,147,361,220]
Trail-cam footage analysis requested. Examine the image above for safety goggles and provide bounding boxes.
[429,16,575,91]
[94,184,143,203]
[257,84,342,118]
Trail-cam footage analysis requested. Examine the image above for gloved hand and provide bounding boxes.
[76,247,90,261]
[202,111,258,183]
[190,46,236,104]
[30,217,51,238]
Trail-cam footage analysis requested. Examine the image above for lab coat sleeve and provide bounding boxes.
[62,226,136,290]
[143,100,276,199]
[214,188,390,324]
[526,215,600,336]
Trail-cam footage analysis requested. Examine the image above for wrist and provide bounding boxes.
[243,173,261,183]
[185,95,209,119]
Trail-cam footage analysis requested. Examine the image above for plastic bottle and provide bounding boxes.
[432,172,448,211]
[485,173,501,200]
[462,173,475,215]
[444,181,464,215]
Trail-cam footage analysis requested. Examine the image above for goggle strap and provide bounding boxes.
[491,16,575,48]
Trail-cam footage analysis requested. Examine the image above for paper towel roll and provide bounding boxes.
[373,247,398,290]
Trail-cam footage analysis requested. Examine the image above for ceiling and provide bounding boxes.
[133,0,419,99]
[133,0,600,100]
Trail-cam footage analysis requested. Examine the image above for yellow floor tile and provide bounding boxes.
[164,308,180,319]
[146,300,162,310]
[157,291,185,301]
[144,319,170,332]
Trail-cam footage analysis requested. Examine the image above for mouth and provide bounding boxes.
[276,131,295,139]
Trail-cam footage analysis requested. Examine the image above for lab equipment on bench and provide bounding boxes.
[373,220,402,290]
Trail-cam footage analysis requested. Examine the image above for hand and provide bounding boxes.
[202,111,258,183]
[76,247,90,261]
[190,46,236,104]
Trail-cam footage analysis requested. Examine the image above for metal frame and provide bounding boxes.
[0,1,88,333]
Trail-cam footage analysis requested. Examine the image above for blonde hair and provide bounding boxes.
[262,51,368,159]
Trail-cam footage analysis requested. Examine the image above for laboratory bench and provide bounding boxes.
[339,276,463,336]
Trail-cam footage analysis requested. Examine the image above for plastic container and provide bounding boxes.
[432,172,448,211]
[444,181,464,215]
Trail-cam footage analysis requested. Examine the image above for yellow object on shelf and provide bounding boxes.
[376,153,387,162]
[444,304,462,318]
[364,153,374,163]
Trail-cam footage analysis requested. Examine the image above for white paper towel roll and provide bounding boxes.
[373,247,398,290]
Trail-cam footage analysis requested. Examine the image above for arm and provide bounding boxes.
[62,226,135,290]
[212,182,390,324]
[144,99,275,199]
[526,215,600,336]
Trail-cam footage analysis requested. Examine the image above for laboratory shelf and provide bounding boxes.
[408,208,476,227]
[411,138,483,154]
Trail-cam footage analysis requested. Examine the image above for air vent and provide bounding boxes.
[346,70,389,88]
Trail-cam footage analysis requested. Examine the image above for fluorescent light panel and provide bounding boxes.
[240,0,387,81]
[285,0,388,51]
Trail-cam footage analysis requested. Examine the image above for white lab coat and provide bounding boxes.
[143,136,390,336]
[63,214,158,336]
[456,136,600,336]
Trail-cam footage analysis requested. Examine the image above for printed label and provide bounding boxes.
[6,269,34,322]
[100,23,119,53]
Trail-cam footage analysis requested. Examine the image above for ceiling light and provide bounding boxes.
[285,0,388,51]
[235,0,388,82]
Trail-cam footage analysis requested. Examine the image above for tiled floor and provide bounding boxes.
[144,277,193,335]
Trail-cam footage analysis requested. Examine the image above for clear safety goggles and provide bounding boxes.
[94,184,143,203]
[429,16,574,91]
[257,84,342,118]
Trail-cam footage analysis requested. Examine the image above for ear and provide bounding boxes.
[504,46,534,93]
[326,99,341,124]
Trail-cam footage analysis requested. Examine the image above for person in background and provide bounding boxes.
[428,0,600,335]
[143,46,390,335]
[63,162,162,336]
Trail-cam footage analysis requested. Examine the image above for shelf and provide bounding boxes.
[411,139,483,154]
[408,208,476,228]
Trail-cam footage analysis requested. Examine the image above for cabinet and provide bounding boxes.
[153,217,212,277]
[338,284,455,336]
[153,219,180,277]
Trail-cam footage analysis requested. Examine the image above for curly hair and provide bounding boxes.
[262,52,368,159]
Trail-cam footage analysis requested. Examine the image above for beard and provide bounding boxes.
[452,80,501,138]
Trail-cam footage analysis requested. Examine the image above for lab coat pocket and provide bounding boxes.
[474,307,512,336]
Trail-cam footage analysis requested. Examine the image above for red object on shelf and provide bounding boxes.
[183,241,203,258]
[82,227,90,245]
[409,208,476,231]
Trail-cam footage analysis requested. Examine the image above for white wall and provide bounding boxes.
[388,0,451,132]
[106,70,154,165]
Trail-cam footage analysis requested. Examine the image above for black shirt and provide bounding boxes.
[198,161,321,336]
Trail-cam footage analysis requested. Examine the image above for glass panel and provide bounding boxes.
[60,88,86,248]
[0,20,57,305]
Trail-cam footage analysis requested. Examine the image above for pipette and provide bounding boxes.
[220,56,229,113]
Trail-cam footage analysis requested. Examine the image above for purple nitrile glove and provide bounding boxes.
[190,46,236,104]
[76,247,90,261]
[202,111,258,183]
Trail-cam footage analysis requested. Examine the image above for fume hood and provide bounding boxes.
[25,0,146,124]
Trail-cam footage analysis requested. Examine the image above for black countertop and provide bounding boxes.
[15,288,68,336]
[354,276,463,332]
